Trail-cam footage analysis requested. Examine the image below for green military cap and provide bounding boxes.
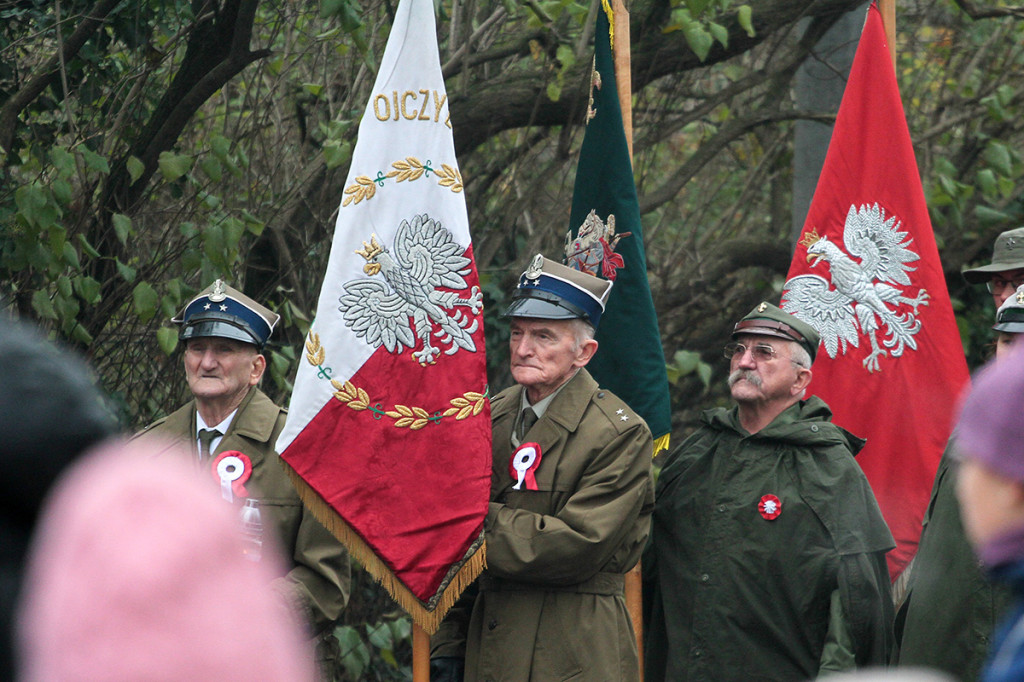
[962,226,1024,284]
[732,301,821,362]
[171,279,280,350]
[994,284,1024,333]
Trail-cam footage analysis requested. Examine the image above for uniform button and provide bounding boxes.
[597,391,605,398]
[717,505,726,512]
[488,619,498,630]
[700,573,710,582]
[692,649,702,658]
[810,424,819,432]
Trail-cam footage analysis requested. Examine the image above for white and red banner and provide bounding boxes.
[781,2,968,579]
[276,0,491,632]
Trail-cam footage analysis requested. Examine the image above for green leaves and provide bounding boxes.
[666,349,712,391]
[158,151,193,181]
[664,0,753,61]
[112,213,133,245]
[80,146,110,174]
[133,281,159,322]
[157,327,179,355]
[334,617,411,680]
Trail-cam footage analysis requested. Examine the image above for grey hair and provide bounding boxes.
[570,318,596,351]
[787,340,812,400]
[789,342,812,370]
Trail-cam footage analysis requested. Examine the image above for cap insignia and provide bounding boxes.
[208,279,228,303]
[524,254,544,282]
[757,302,768,313]
[1017,289,1024,304]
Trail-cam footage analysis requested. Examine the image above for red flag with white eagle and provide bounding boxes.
[781,2,967,579]
[275,0,491,632]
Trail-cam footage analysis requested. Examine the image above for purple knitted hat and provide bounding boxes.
[956,344,1024,482]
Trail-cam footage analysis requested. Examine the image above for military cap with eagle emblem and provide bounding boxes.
[733,301,821,363]
[503,254,614,329]
[172,280,280,350]
[993,284,1024,333]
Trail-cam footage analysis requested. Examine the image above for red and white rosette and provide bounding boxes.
[509,443,542,491]
[211,450,252,502]
[758,494,782,521]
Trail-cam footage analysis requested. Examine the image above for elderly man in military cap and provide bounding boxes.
[643,302,894,681]
[136,280,350,676]
[431,254,654,682]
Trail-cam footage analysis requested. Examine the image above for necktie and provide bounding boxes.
[197,428,221,464]
[518,407,538,441]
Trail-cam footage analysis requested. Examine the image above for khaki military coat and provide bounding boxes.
[135,387,350,634]
[434,369,654,682]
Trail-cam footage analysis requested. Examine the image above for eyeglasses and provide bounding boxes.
[723,342,782,363]
[987,276,1024,294]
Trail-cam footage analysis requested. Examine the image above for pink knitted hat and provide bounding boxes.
[17,440,314,681]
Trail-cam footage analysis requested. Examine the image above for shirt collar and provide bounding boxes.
[196,409,237,438]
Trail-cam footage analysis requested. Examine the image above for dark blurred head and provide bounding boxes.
[0,318,117,680]
[0,320,117,528]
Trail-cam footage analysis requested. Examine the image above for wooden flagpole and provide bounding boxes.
[413,624,429,682]
[611,0,644,678]
[878,0,896,67]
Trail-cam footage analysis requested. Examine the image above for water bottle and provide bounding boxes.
[240,498,263,562]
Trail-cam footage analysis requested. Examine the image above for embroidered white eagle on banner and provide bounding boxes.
[782,202,930,372]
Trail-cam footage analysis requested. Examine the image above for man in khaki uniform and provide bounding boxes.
[136,280,350,677]
[432,254,655,682]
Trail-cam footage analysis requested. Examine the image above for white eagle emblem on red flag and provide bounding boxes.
[782,202,931,372]
[339,213,482,365]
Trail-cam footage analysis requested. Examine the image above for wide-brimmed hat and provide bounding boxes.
[962,226,1024,284]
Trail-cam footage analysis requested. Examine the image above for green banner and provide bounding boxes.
[567,7,671,446]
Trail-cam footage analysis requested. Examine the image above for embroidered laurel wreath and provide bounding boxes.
[343,156,463,207]
[306,332,485,430]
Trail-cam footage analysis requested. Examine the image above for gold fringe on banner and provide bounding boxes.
[601,0,615,49]
[653,432,670,456]
[282,459,487,634]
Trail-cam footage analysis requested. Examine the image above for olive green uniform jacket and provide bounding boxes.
[135,388,350,635]
[643,398,894,681]
[433,369,655,681]
[895,445,1013,680]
